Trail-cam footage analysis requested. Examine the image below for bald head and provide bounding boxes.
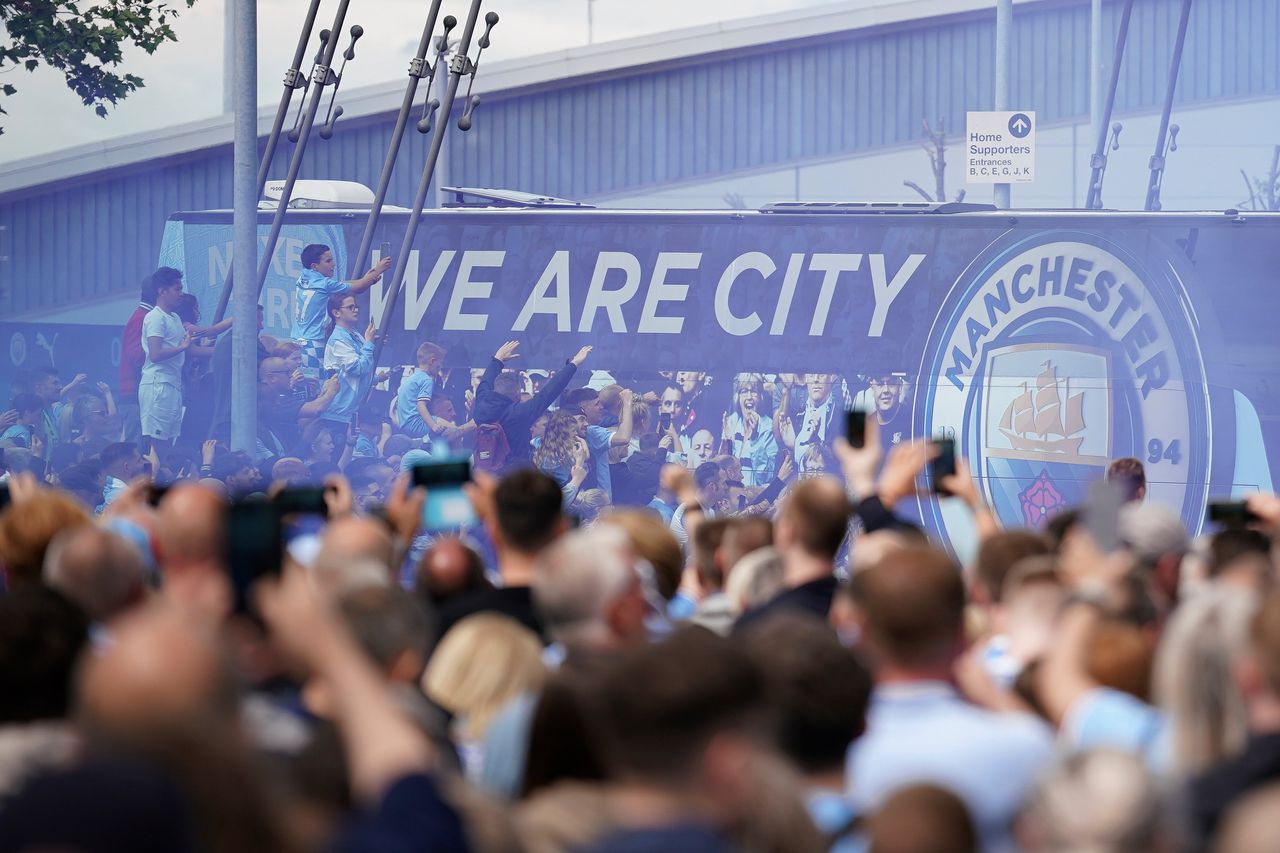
[270,457,308,485]
[415,537,487,606]
[79,604,237,730]
[157,484,227,571]
[44,526,147,624]
[319,515,394,576]
[259,357,292,394]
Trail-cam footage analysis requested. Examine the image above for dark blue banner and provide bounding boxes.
[165,209,1280,554]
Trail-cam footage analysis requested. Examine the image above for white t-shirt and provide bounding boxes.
[141,307,186,387]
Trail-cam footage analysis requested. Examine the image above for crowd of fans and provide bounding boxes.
[3,257,1280,851]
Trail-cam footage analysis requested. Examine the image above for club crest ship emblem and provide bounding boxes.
[1000,363,1084,455]
[914,232,1216,555]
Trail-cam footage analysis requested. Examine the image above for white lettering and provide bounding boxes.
[770,253,805,335]
[514,251,573,332]
[282,238,305,279]
[444,251,503,331]
[209,243,232,286]
[638,252,701,334]
[369,249,426,329]
[579,252,642,333]
[868,254,926,337]
[807,254,862,336]
[715,252,773,336]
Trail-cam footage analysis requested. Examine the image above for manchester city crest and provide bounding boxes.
[914,231,1220,553]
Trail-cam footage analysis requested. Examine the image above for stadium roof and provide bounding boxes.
[0,0,1024,196]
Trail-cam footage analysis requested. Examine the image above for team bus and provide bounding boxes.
[20,185,1280,554]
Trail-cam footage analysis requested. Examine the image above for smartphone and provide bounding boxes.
[412,459,478,532]
[1085,480,1125,552]
[929,437,956,493]
[225,499,284,614]
[658,412,672,432]
[846,408,867,449]
[1208,500,1260,526]
[379,241,392,262]
[274,486,329,518]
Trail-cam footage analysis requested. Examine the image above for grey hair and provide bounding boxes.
[1019,749,1163,852]
[1153,582,1258,775]
[532,526,635,647]
[725,546,784,615]
[43,526,146,623]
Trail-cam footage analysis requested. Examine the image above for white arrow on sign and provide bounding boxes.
[1012,117,1029,134]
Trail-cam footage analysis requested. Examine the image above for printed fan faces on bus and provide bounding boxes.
[867,373,910,448]
[794,373,841,457]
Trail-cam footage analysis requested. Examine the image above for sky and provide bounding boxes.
[0,0,846,164]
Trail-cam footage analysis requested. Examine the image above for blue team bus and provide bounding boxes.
[18,188,1280,554]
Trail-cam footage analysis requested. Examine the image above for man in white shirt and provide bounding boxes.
[139,271,192,449]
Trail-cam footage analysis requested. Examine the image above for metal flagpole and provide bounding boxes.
[347,0,453,280]
[368,1,499,377]
[1144,0,1193,211]
[1085,0,1136,210]
[252,0,363,300]
[214,0,324,323]
[993,0,1012,209]
[230,0,258,454]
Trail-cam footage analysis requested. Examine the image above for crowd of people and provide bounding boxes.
[4,254,1280,851]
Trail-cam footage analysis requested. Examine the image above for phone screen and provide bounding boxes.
[379,240,392,260]
[413,460,478,532]
[658,413,672,432]
[1208,500,1260,526]
[846,409,867,449]
[275,486,330,545]
[226,500,284,613]
[929,437,956,492]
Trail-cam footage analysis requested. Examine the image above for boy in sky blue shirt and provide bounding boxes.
[293,243,391,376]
[396,341,456,439]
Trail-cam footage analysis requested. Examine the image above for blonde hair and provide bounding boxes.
[572,488,610,523]
[1153,583,1258,775]
[533,411,578,473]
[423,614,545,741]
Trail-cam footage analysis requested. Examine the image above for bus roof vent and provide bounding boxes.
[261,180,375,209]
[441,187,595,209]
[760,201,997,214]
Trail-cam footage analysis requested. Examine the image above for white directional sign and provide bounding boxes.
[965,111,1036,184]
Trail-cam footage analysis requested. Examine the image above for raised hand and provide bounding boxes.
[0,409,18,429]
[364,320,379,343]
[569,345,592,367]
[777,414,796,448]
[834,416,882,498]
[777,453,795,482]
[95,381,111,397]
[494,340,520,362]
[876,438,934,508]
